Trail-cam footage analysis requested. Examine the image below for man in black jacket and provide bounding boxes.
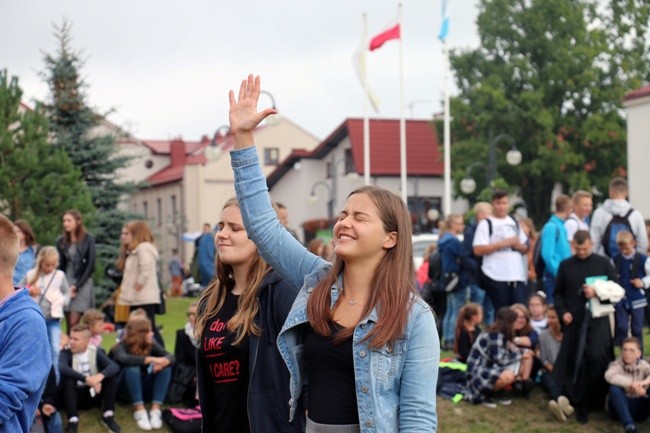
[59,324,121,433]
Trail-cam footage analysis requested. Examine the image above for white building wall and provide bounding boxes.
[624,95,650,218]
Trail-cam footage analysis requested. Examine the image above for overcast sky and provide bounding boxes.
[1,0,480,141]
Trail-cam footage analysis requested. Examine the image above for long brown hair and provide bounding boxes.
[307,186,416,349]
[488,307,517,341]
[123,317,153,356]
[453,303,482,355]
[62,209,87,245]
[14,219,36,246]
[194,198,272,345]
[115,223,129,272]
[125,220,154,250]
[511,303,534,337]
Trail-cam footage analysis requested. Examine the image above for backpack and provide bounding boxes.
[602,209,635,257]
[428,251,442,286]
[486,215,520,237]
[162,407,202,433]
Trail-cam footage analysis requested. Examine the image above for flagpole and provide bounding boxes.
[398,3,407,204]
[363,13,371,186]
[442,40,451,218]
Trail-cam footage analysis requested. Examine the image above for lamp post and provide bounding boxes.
[460,161,488,195]
[487,130,522,184]
[460,132,522,195]
[308,180,334,220]
[205,125,231,161]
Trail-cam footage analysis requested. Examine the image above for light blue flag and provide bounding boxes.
[438,0,449,41]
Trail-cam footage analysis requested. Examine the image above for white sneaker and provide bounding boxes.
[149,409,163,430]
[133,410,152,431]
[558,395,574,417]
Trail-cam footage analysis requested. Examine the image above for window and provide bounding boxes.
[156,198,162,227]
[171,195,177,215]
[344,148,355,175]
[143,201,148,219]
[264,148,280,165]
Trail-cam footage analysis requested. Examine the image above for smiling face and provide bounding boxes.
[332,192,396,266]
[547,308,560,332]
[216,205,257,268]
[513,307,528,331]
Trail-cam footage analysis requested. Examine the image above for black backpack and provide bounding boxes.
[602,209,635,257]
[428,251,442,287]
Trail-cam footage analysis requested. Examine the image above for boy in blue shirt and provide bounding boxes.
[613,231,650,352]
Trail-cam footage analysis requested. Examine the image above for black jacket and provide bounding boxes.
[196,270,305,433]
[56,233,96,289]
[60,347,120,382]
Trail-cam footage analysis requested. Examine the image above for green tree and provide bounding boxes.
[0,69,94,245]
[42,20,140,299]
[449,0,650,223]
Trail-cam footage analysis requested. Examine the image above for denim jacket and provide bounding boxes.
[231,146,440,433]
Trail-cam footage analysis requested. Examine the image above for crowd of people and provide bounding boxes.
[420,177,650,433]
[3,73,650,433]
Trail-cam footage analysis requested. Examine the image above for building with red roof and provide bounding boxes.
[266,118,468,240]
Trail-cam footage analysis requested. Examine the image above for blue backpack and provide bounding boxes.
[602,208,634,257]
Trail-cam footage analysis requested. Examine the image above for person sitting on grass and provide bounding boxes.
[111,316,174,431]
[604,337,650,433]
[510,303,540,396]
[538,305,574,422]
[464,307,533,407]
[454,303,483,363]
[527,291,548,333]
[59,323,121,433]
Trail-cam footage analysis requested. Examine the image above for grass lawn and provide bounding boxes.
[72,297,650,433]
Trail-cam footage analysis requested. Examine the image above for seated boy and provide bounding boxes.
[604,337,650,433]
[59,324,121,433]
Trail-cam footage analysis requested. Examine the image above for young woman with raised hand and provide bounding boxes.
[194,198,304,433]
[56,209,96,333]
[227,74,439,432]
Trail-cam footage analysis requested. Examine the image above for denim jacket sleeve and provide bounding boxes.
[230,146,327,291]
[398,302,440,432]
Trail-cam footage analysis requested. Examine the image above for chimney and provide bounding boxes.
[170,139,186,166]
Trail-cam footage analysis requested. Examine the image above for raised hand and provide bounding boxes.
[229,74,277,146]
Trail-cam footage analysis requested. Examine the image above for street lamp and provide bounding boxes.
[460,161,487,194]
[260,90,280,125]
[487,130,522,183]
[308,180,334,220]
[205,125,231,161]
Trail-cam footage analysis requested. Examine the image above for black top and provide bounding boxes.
[457,326,481,363]
[174,329,197,367]
[304,321,358,424]
[199,291,250,433]
[554,253,618,327]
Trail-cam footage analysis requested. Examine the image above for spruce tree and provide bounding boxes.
[0,69,94,245]
[42,20,139,300]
